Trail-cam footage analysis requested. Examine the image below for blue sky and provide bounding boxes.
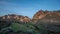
[0,0,60,18]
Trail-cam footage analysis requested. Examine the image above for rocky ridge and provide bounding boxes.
[33,10,60,32]
[0,14,31,23]
[32,10,60,23]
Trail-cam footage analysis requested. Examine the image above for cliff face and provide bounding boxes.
[0,14,31,23]
[32,10,60,23]
[33,10,60,32]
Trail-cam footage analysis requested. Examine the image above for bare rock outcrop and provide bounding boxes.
[32,10,60,32]
[0,14,31,23]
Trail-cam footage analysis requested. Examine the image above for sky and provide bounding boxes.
[0,0,60,18]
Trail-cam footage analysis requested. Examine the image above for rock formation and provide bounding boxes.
[0,14,31,23]
[32,10,60,23]
[33,10,60,32]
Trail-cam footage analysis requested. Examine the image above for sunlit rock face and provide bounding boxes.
[32,10,48,23]
[0,14,31,23]
[32,10,60,23]
[33,10,60,32]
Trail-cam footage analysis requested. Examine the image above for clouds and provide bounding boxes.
[0,1,18,6]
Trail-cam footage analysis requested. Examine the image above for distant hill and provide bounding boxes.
[0,14,31,23]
